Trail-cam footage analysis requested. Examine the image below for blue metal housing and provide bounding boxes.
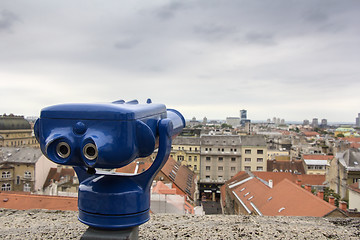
[34,99,185,229]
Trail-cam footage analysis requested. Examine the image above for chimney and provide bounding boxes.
[269,179,273,188]
[317,190,324,200]
[339,201,347,212]
[329,196,335,205]
[304,184,312,192]
[296,179,302,186]
[56,165,62,173]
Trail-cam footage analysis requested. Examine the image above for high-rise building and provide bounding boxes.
[240,110,247,120]
[202,117,207,125]
[320,119,328,128]
[303,119,310,125]
[312,118,318,128]
[356,113,360,127]
[226,117,240,127]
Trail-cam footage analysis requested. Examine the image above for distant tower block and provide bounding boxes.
[356,113,360,127]
[203,117,207,125]
[303,119,310,125]
[321,119,327,127]
[312,118,319,128]
[240,110,247,120]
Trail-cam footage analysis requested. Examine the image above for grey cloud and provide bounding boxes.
[155,1,187,19]
[244,32,276,46]
[0,10,19,31]
[114,38,141,50]
[194,24,238,41]
[303,10,328,23]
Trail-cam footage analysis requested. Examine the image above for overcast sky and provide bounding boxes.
[1,1,359,123]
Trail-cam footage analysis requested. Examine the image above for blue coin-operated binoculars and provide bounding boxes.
[34,99,185,231]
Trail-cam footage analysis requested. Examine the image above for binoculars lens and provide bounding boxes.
[56,142,71,159]
[83,143,98,161]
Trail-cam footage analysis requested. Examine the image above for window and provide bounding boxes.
[188,156,192,161]
[234,149,237,152]
[23,183,31,192]
[353,178,359,183]
[206,166,211,171]
[257,150,263,154]
[256,166,263,171]
[194,165,197,170]
[245,158,251,162]
[189,147,192,151]
[218,176,223,180]
[206,157,211,161]
[230,148,233,152]
[1,183,10,191]
[206,175,210,179]
[257,158,263,162]
[244,166,251,171]
[218,157,223,161]
[218,166,223,171]
[231,167,236,171]
[16,176,20,185]
[195,147,198,152]
[177,156,184,161]
[221,148,224,152]
[2,171,11,178]
[24,171,31,179]
[194,156,198,162]
[245,149,251,154]
[218,148,220,151]
[231,157,236,162]
[209,148,212,151]
[205,148,208,151]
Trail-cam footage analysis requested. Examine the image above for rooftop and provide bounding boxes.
[0,147,42,164]
[0,114,31,130]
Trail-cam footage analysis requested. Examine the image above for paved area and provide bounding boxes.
[0,209,359,239]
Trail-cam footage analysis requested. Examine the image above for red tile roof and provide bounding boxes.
[303,155,334,160]
[43,168,75,189]
[253,171,326,186]
[303,131,320,137]
[231,177,271,214]
[258,179,336,217]
[267,159,305,174]
[225,174,338,217]
[152,181,177,195]
[116,156,197,200]
[0,192,77,211]
[339,137,360,143]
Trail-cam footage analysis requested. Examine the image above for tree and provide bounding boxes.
[323,187,341,207]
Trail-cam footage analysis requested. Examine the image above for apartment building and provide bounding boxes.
[0,147,42,192]
[327,148,360,199]
[241,136,267,172]
[200,135,241,183]
[199,135,241,201]
[170,137,201,174]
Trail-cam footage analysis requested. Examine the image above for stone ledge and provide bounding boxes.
[0,209,359,239]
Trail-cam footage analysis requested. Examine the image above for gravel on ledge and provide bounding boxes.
[0,209,359,239]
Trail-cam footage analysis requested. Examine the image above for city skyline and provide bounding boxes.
[1,1,360,122]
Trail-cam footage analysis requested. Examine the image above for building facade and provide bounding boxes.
[326,148,360,199]
[0,114,38,148]
[0,147,42,192]
[170,137,201,174]
[240,136,267,172]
